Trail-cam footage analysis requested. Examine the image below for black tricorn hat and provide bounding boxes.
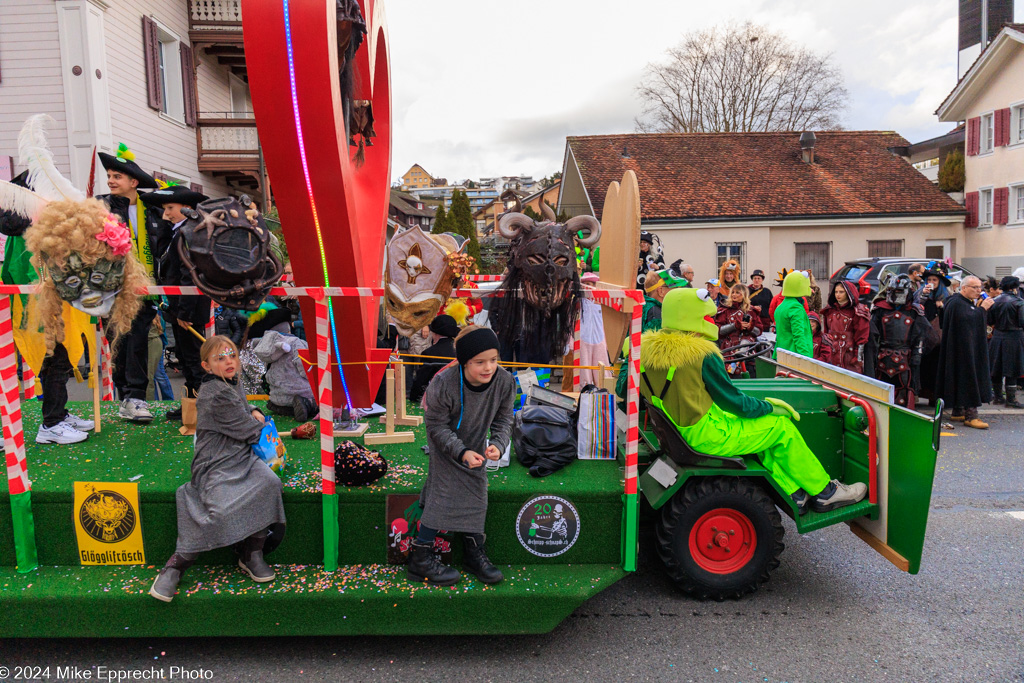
[98,144,158,189]
[139,185,208,208]
[922,269,951,287]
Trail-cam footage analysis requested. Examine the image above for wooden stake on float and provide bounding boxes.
[365,367,414,445]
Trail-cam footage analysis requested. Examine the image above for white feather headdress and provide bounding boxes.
[0,114,85,221]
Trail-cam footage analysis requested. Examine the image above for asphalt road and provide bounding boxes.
[2,414,1022,683]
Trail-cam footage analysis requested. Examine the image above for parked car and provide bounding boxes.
[829,258,977,303]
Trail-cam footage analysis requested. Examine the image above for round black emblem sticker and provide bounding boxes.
[516,496,580,557]
[79,490,137,543]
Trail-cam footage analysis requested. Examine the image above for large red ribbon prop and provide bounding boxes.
[242,0,392,407]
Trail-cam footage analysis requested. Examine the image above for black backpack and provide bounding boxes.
[512,405,577,478]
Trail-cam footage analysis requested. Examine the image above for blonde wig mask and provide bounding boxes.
[25,199,151,352]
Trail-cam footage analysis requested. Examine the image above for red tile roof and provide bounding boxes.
[567,132,965,222]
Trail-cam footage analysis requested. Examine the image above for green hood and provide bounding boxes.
[782,270,811,297]
[661,288,718,341]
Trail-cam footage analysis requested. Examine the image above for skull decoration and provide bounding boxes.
[384,226,467,336]
[48,252,126,317]
[885,273,913,307]
[497,203,601,312]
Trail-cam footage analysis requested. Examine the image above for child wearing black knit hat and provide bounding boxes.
[409,325,515,586]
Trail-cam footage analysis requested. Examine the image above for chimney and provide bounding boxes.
[800,131,816,164]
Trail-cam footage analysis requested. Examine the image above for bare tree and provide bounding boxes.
[635,22,848,133]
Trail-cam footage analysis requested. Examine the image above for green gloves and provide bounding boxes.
[766,397,800,421]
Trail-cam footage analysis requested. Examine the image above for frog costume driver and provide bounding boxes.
[638,288,867,513]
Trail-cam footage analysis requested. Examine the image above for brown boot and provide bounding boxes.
[950,407,965,422]
[963,407,988,429]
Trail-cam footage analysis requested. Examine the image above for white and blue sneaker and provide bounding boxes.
[36,421,89,445]
[118,398,154,423]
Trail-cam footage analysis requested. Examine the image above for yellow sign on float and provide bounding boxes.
[73,482,145,565]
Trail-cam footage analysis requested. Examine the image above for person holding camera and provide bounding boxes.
[714,283,763,377]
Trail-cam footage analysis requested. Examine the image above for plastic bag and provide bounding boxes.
[576,388,616,460]
[252,416,287,473]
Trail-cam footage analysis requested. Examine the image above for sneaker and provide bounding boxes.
[811,479,868,513]
[63,414,95,432]
[790,489,809,516]
[118,398,154,423]
[36,422,88,445]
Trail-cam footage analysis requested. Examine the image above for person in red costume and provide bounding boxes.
[714,284,762,377]
[820,281,869,373]
[808,311,834,364]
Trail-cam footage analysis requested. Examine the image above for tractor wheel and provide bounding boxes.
[656,476,784,600]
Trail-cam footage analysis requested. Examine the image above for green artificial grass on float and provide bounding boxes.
[0,562,626,637]
[1,401,626,568]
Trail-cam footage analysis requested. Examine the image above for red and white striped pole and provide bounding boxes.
[0,297,30,497]
[99,322,113,401]
[205,300,215,340]
[623,289,643,571]
[572,303,582,391]
[315,291,339,571]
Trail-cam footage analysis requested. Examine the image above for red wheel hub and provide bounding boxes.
[688,508,757,574]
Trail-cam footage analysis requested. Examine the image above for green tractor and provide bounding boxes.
[634,349,941,600]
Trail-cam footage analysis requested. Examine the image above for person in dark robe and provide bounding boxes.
[408,314,458,402]
[988,276,1024,408]
[864,275,931,408]
[916,267,950,404]
[936,276,994,428]
[748,269,774,331]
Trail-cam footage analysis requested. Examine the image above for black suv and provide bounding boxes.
[829,258,977,304]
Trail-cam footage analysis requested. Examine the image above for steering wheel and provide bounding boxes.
[720,339,774,364]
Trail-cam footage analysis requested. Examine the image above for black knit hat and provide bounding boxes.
[1000,276,1020,292]
[429,314,459,338]
[456,327,500,366]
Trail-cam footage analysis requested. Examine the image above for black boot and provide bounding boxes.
[462,533,503,584]
[1006,385,1024,409]
[406,539,460,586]
[149,552,196,602]
[238,530,276,583]
[992,379,1005,405]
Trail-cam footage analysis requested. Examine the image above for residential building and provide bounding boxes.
[0,0,263,203]
[937,23,1024,276]
[400,163,435,190]
[558,132,965,284]
[478,175,542,195]
[389,190,435,230]
[407,184,498,214]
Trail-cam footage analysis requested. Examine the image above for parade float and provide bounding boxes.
[0,0,941,636]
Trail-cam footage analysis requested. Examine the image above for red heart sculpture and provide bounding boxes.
[242,0,391,407]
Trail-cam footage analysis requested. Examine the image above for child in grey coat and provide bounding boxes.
[410,326,514,586]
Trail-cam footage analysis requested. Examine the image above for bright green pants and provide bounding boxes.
[678,404,831,496]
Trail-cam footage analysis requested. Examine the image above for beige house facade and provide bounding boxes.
[937,23,1024,278]
[559,132,966,286]
[0,0,260,201]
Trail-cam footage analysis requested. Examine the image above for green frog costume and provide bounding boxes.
[639,288,866,510]
[773,270,813,359]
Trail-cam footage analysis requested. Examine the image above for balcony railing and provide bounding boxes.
[189,0,242,29]
[196,114,260,178]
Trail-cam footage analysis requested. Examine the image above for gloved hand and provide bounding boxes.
[765,397,800,421]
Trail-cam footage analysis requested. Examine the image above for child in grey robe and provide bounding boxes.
[150,335,286,602]
[408,326,514,586]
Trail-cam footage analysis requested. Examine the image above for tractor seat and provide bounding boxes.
[645,403,749,470]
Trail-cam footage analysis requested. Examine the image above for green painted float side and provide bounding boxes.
[882,405,940,575]
[0,563,625,637]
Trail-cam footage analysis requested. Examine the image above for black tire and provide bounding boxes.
[656,476,784,601]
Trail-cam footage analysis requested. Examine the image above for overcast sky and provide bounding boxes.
[386,0,1018,185]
